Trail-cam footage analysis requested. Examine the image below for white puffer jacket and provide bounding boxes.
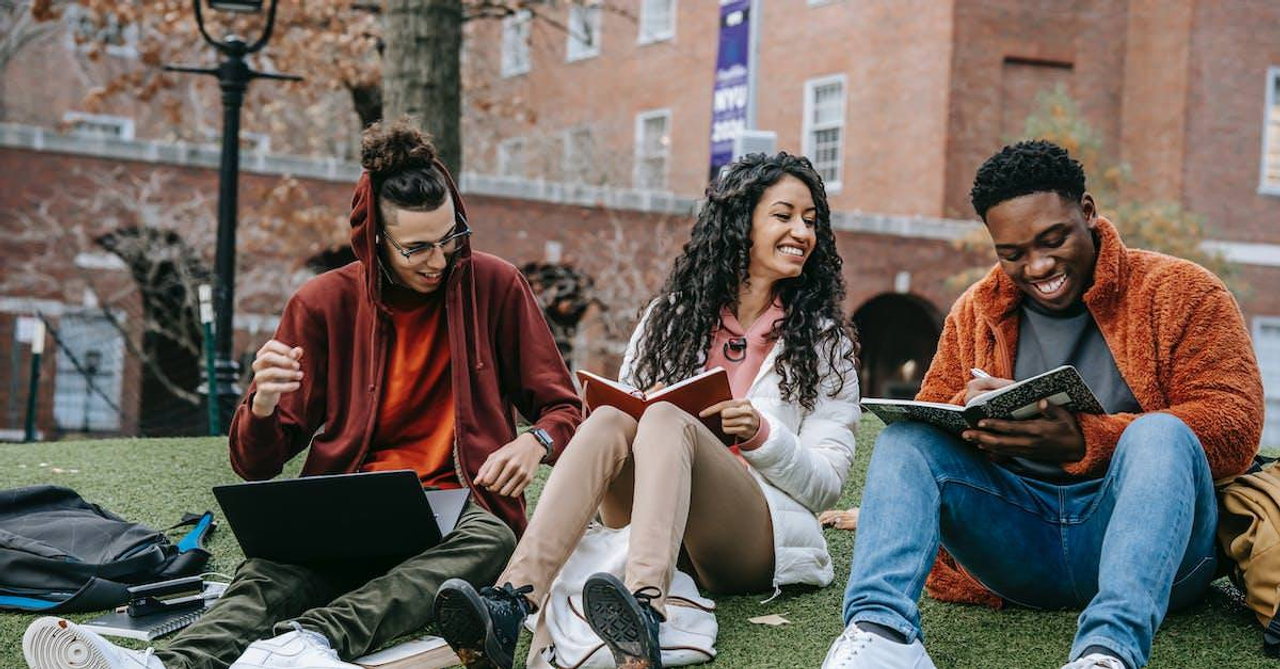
[618,309,860,589]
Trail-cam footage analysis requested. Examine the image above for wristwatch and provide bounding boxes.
[529,427,554,463]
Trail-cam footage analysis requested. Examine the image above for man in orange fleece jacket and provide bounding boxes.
[824,140,1264,669]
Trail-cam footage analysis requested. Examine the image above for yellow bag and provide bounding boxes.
[1217,459,1280,654]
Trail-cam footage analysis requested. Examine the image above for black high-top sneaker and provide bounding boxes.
[582,573,666,669]
[432,579,534,669]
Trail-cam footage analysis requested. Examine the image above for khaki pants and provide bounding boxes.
[501,402,774,616]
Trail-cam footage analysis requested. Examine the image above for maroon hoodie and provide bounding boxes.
[227,162,582,534]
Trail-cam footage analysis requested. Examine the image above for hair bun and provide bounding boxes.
[360,118,438,178]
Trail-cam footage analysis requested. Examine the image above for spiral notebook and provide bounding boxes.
[82,604,208,641]
[82,581,227,641]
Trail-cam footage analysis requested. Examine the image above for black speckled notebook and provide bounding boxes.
[862,365,1105,435]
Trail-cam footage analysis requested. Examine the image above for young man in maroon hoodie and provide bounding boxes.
[22,121,582,669]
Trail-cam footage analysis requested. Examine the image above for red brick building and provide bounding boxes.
[2,0,1279,445]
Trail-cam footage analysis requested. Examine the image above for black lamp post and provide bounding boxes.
[165,0,301,430]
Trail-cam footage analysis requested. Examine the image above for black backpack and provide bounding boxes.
[0,485,215,613]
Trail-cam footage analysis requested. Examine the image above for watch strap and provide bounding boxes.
[531,427,553,462]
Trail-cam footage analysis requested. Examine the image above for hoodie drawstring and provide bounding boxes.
[468,262,484,372]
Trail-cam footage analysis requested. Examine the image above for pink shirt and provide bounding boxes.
[705,302,785,450]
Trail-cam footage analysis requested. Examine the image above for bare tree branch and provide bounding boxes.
[0,1,60,71]
[576,213,683,360]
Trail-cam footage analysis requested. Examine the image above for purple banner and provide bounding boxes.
[708,0,752,180]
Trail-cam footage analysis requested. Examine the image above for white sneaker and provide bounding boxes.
[1061,653,1127,669]
[22,616,165,669]
[229,624,359,669]
[821,622,937,669]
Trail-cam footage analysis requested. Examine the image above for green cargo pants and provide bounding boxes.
[154,501,516,669]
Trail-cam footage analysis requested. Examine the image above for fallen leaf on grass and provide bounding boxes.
[748,614,791,627]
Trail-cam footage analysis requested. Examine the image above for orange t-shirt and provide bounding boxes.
[361,287,461,489]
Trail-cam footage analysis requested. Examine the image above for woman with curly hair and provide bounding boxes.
[433,152,862,669]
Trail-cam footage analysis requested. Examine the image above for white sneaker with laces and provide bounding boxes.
[228,624,359,669]
[23,616,165,669]
[821,622,938,669]
[1061,653,1127,669]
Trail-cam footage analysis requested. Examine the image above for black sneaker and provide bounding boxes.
[582,572,666,669]
[432,579,534,669]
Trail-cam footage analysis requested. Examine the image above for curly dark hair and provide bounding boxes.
[360,118,449,223]
[970,139,1086,219]
[630,152,860,411]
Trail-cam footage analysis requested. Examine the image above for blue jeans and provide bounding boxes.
[841,413,1218,669]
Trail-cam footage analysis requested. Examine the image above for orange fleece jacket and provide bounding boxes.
[915,217,1264,608]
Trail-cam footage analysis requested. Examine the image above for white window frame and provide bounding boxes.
[638,0,676,45]
[497,137,526,177]
[1260,67,1280,197]
[1255,316,1280,449]
[63,5,138,59]
[61,112,135,141]
[51,312,125,433]
[566,1,603,62]
[501,9,532,77]
[562,126,594,183]
[633,109,671,191]
[802,74,847,193]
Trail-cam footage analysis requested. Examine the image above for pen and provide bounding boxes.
[970,368,991,379]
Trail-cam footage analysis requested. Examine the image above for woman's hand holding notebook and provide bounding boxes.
[575,367,736,445]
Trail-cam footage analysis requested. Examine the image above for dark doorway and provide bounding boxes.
[97,227,211,437]
[305,246,357,274]
[852,294,943,400]
[519,261,596,369]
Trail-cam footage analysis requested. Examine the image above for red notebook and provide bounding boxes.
[576,367,735,445]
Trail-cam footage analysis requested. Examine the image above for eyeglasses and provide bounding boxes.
[382,216,472,262]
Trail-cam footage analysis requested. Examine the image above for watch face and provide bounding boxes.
[532,428,553,447]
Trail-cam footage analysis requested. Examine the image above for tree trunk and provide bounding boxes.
[348,82,383,128]
[381,0,464,174]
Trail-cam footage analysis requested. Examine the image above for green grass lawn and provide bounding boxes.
[0,420,1270,668]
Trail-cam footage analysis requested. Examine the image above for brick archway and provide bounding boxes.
[852,293,943,400]
[97,227,211,436]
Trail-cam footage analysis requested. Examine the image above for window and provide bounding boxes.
[52,313,124,433]
[498,138,526,177]
[634,110,671,190]
[64,5,137,58]
[61,112,134,140]
[1256,317,1280,449]
[803,75,846,191]
[638,0,675,44]
[567,2,602,62]
[1002,60,1072,142]
[501,9,532,77]
[563,127,595,183]
[1261,67,1280,195]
